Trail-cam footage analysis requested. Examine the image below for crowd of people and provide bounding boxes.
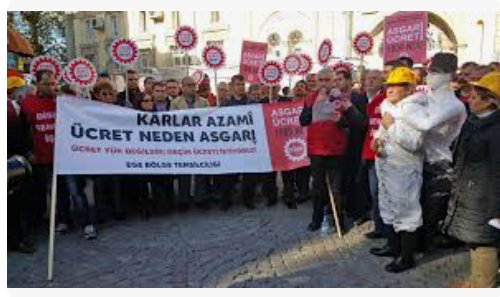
[7,54,500,287]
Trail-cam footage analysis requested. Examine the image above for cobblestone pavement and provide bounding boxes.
[8,201,471,288]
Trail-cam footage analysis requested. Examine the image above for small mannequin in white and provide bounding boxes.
[381,53,467,254]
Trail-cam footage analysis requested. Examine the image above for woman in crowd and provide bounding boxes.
[92,81,126,222]
[445,71,500,288]
[135,94,159,219]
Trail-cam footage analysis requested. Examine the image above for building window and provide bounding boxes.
[210,11,220,24]
[85,19,94,42]
[111,15,119,37]
[172,12,180,29]
[84,54,96,67]
[139,11,147,33]
[207,40,223,47]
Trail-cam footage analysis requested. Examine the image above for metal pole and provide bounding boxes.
[269,85,273,103]
[125,70,129,106]
[47,172,58,281]
[359,55,366,86]
[185,51,190,77]
[214,69,219,106]
[326,172,343,238]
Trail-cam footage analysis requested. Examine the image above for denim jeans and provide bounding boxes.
[58,175,96,228]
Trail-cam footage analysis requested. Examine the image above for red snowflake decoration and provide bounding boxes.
[67,58,97,87]
[110,38,139,65]
[30,56,62,82]
[353,32,374,56]
[283,54,302,76]
[259,61,284,85]
[317,39,333,66]
[329,61,354,74]
[175,26,198,51]
[202,45,226,69]
[298,53,313,76]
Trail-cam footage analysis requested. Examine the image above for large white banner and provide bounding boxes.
[55,96,273,175]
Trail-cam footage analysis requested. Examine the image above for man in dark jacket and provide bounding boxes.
[117,69,143,108]
[300,68,365,232]
[334,70,371,225]
[8,97,33,253]
[219,74,259,211]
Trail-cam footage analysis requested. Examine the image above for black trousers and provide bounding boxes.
[7,181,31,248]
[309,156,344,226]
[219,173,260,205]
[260,172,278,202]
[282,167,311,203]
[26,165,67,241]
[387,226,417,262]
[94,175,123,221]
[419,161,453,251]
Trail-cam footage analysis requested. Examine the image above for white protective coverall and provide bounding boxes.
[375,97,426,232]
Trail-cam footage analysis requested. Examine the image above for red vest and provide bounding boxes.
[305,91,348,156]
[362,91,386,161]
[20,95,56,165]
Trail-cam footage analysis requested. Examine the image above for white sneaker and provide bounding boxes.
[83,225,97,240]
[55,223,69,234]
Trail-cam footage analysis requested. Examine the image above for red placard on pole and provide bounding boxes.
[283,54,302,76]
[174,26,198,51]
[67,58,97,88]
[259,61,284,85]
[202,45,226,69]
[383,11,428,63]
[240,41,268,84]
[110,38,139,66]
[318,39,333,66]
[353,32,374,56]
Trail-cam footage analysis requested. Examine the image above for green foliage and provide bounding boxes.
[8,11,67,60]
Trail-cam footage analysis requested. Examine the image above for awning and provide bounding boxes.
[8,27,34,57]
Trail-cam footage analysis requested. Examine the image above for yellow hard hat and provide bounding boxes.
[385,67,416,86]
[470,71,500,99]
[7,76,25,90]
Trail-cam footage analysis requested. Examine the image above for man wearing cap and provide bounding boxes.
[371,67,426,273]
[382,53,468,253]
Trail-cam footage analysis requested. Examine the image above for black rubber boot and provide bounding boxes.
[385,231,416,273]
[371,227,400,258]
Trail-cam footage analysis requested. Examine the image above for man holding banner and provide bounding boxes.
[219,74,260,211]
[20,70,67,249]
[170,77,211,211]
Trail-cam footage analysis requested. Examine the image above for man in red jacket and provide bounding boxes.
[299,68,364,232]
[20,70,66,247]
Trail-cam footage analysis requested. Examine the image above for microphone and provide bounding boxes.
[328,88,342,102]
